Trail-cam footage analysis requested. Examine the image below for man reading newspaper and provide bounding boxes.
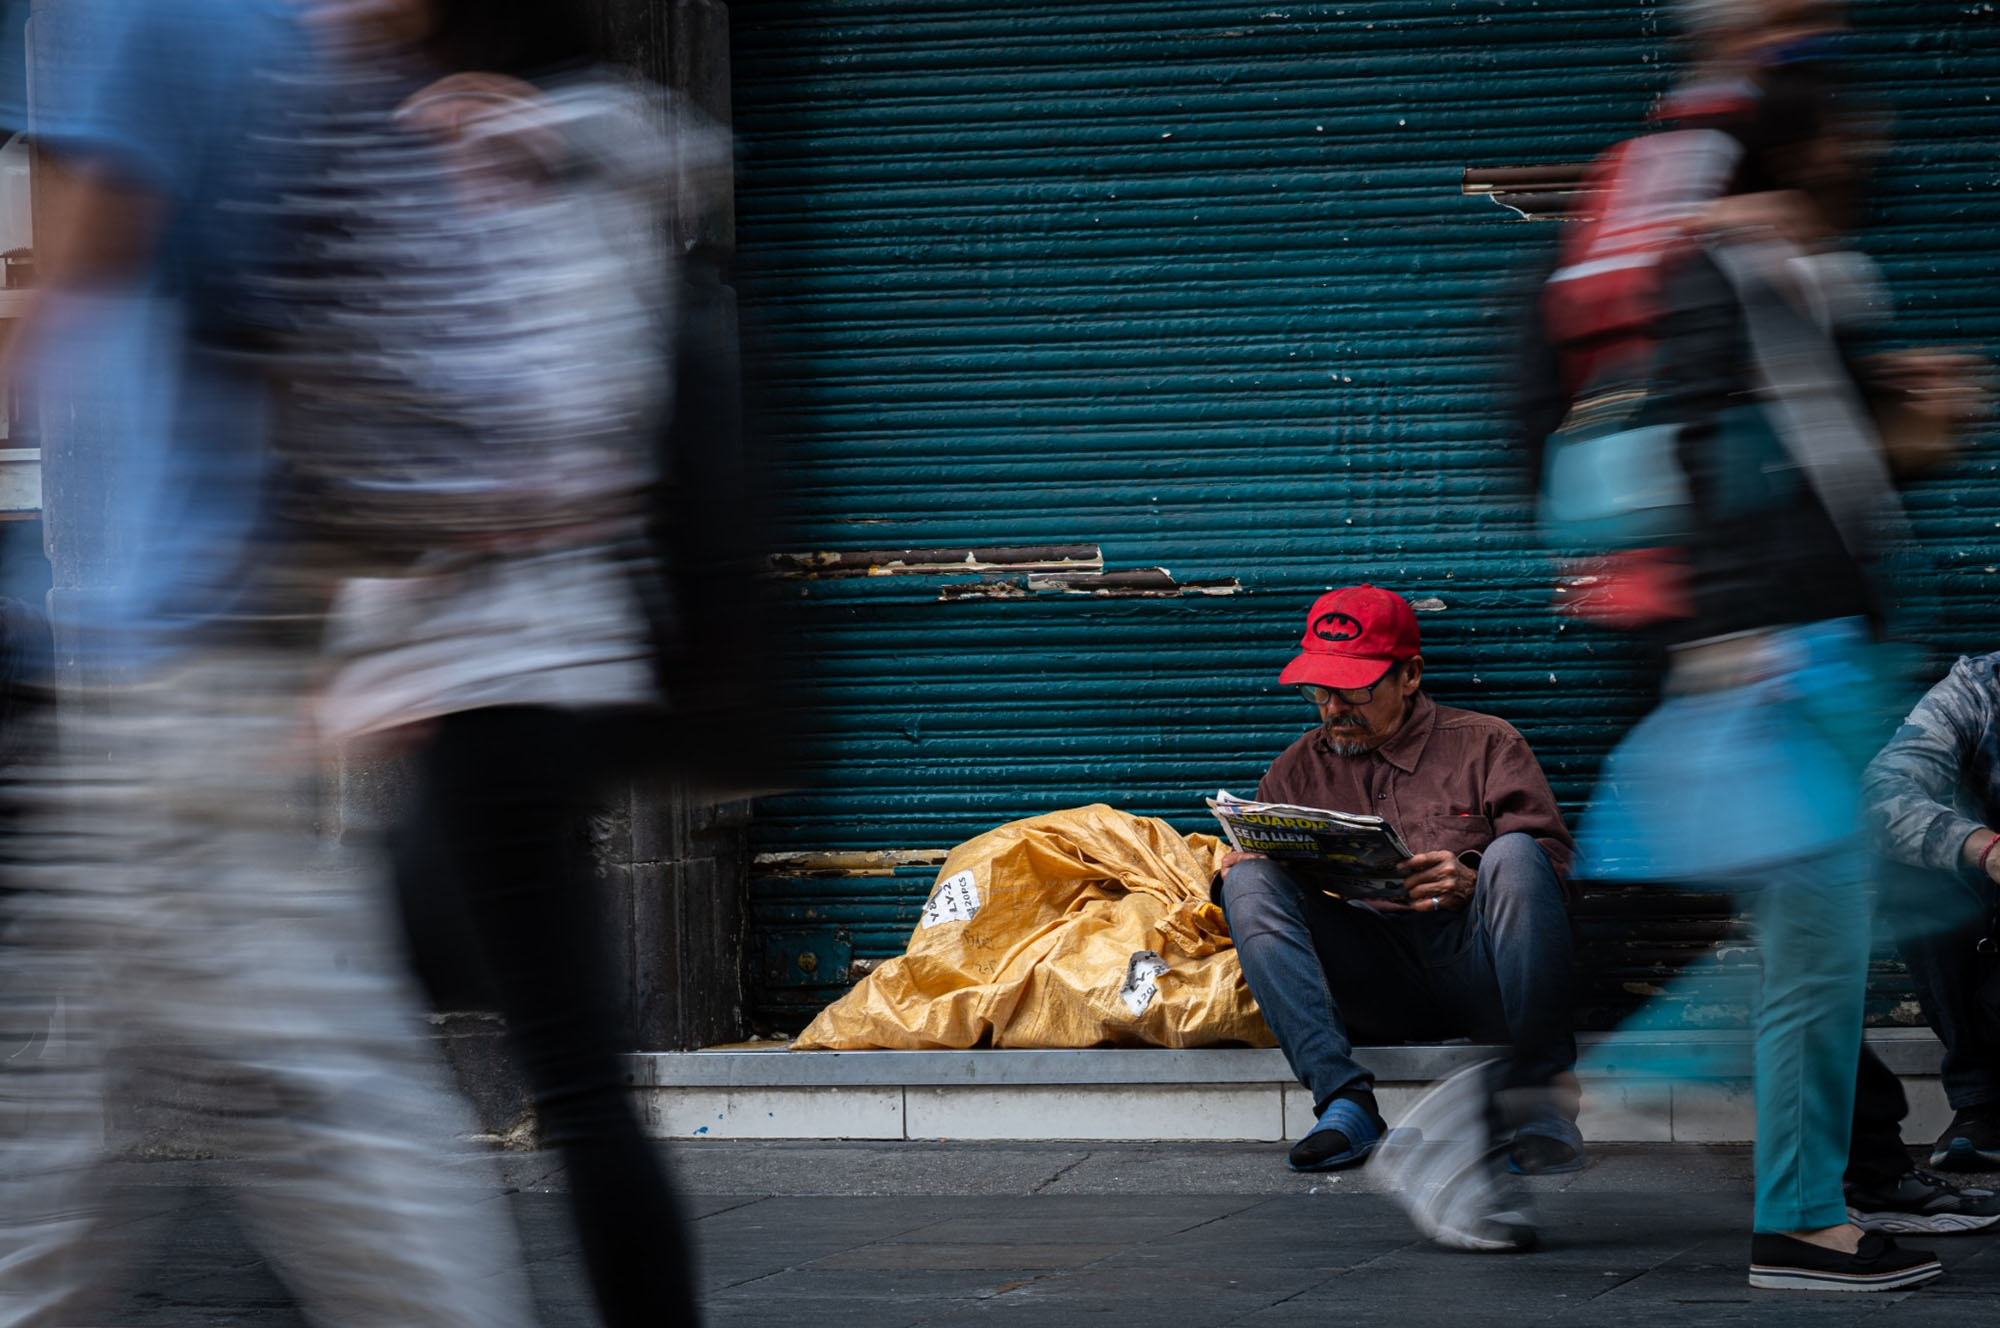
[1215,586,1582,1199]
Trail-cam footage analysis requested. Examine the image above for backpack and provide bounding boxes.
[1529,96,1751,626]
[1535,121,1747,555]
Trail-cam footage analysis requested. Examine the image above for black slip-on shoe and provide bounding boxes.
[1847,1169,2000,1235]
[1928,1109,2000,1172]
[1747,1232,1942,1292]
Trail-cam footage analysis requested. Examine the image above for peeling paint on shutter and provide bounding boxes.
[730,0,2000,1033]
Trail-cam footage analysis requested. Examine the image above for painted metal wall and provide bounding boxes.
[728,0,2000,1032]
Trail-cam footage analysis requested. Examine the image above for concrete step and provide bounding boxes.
[625,1028,1950,1145]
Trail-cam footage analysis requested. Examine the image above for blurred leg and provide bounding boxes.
[0,690,142,1326]
[1749,849,1870,1234]
[92,651,530,1328]
[0,895,119,1328]
[1846,1046,1911,1188]
[419,706,699,1328]
[227,1029,534,1328]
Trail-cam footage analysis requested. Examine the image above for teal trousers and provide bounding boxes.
[1576,845,1871,1232]
[1747,849,1870,1233]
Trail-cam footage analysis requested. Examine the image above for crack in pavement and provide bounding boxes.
[1026,1152,1092,1194]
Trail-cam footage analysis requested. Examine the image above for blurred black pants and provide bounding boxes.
[1847,1045,1913,1188]
[400,705,697,1328]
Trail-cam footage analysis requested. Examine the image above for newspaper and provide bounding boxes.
[1207,790,1415,902]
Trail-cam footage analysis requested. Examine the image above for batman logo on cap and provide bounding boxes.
[1312,611,1364,643]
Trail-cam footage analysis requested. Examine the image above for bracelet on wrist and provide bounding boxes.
[1979,834,2000,878]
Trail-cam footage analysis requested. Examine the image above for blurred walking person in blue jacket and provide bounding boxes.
[0,4,536,1323]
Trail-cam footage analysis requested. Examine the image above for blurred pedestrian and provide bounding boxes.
[1518,0,1997,1264]
[297,3,731,1324]
[1563,56,1984,1291]
[0,3,535,1324]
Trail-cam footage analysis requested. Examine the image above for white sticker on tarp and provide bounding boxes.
[920,869,981,929]
[1119,950,1171,1016]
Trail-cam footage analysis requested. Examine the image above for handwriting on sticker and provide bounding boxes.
[1119,950,1170,1016]
[920,869,980,929]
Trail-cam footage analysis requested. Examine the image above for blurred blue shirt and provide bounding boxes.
[13,0,310,663]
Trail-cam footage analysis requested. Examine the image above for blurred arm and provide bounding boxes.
[0,151,165,383]
[33,154,164,291]
[1849,348,1990,480]
[0,5,186,374]
[1862,659,1994,874]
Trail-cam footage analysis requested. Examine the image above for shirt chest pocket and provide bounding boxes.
[1404,813,1495,860]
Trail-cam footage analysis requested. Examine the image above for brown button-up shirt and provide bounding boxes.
[1257,691,1576,898]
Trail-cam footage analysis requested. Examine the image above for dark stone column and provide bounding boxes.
[603,782,751,1053]
[594,0,749,1053]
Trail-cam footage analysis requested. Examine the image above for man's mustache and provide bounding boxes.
[1323,713,1368,730]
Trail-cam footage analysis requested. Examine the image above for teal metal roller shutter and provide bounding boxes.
[730,0,2000,1032]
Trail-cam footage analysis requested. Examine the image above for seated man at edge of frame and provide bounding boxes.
[1215,585,1583,1175]
[1864,650,2000,1172]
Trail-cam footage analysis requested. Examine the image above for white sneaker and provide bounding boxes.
[1366,1059,1538,1253]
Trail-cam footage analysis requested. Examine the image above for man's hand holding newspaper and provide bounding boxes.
[1208,791,1424,906]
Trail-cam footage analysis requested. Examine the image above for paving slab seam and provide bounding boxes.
[1149,1194,1286,1242]
[698,1201,979,1297]
[1545,1233,1713,1322]
[908,1269,1068,1322]
[892,1195,1281,1325]
[685,1195,766,1222]
[1206,1209,1443,1328]
[1211,1248,1429,1326]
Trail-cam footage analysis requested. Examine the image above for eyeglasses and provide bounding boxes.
[1297,670,1394,708]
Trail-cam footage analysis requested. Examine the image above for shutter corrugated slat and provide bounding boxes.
[732,0,2000,1030]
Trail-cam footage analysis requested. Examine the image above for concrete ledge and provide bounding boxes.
[627,1027,1944,1087]
[625,1029,1948,1144]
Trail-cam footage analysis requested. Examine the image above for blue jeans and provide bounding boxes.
[1218,833,1577,1114]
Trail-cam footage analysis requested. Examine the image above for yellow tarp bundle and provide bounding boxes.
[793,804,1277,1050]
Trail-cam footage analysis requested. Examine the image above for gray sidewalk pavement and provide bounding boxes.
[94,1142,2000,1325]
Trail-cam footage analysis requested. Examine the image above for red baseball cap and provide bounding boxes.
[1278,586,1421,690]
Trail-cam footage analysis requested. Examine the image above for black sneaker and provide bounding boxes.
[1847,1170,2000,1235]
[1929,1108,2000,1172]
[1747,1232,1942,1292]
